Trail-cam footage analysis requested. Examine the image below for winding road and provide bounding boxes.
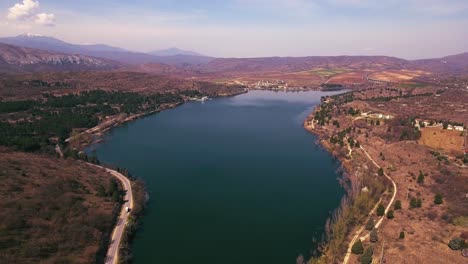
[88,164,134,264]
[342,146,397,264]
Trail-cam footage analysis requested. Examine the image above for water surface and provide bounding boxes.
[89,90,344,264]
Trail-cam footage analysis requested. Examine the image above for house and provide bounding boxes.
[454,126,464,131]
[447,125,454,130]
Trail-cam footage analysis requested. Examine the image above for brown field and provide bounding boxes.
[419,127,465,155]
[366,88,468,124]
[0,149,119,263]
[328,71,367,84]
[369,70,431,83]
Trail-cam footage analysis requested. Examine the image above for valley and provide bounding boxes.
[0,32,466,264]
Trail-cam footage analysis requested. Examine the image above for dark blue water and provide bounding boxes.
[88,90,344,264]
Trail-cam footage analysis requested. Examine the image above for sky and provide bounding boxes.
[0,0,467,59]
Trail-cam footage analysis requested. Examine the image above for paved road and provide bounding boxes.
[89,164,134,264]
[342,146,397,264]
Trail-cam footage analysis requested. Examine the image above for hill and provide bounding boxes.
[412,52,468,73]
[0,148,120,263]
[149,47,203,57]
[0,43,120,73]
[196,56,410,73]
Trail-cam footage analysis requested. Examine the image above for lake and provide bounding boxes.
[88,90,344,264]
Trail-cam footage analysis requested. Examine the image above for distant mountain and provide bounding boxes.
[0,34,127,54]
[196,55,410,73]
[0,34,214,66]
[149,47,203,57]
[412,52,468,73]
[0,43,120,73]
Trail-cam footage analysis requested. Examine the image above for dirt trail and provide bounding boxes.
[342,146,397,264]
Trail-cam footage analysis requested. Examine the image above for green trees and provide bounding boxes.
[410,198,422,208]
[434,194,443,205]
[351,239,364,255]
[417,171,425,184]
[448,238,464,250]
[355,141,360,148]
[332,120,340,128]
[399,231,405,239]
[360,246,373,264]
[348,107,360,116]
[377,204,385,216]
[0,90,189,152]
[387,210,394,219]
[365,217,375,231]
[394,200,402,210]
[443,121,449,130]
[370,228,378,243]
[378,168,384,176]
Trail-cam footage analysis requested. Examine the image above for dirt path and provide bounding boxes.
[342,146,397,264]
[88,164,134,264]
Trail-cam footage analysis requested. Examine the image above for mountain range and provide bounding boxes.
[0,34,467,75]
[0,43,120,73]
[0,34,212,66]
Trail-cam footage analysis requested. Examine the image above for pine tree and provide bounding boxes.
[377,204,385,216]
[394,200,402,210]
[399,231,405,239]
[417,171,425,183]
[360,246,373,264]
[378,168,384,176]
[387,210,394,219]
[370,228,378,243]
[434,194,443,205]
[351,239,364,255]
[365,217,375,231]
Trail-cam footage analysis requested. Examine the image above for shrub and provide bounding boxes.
[378,168,384,176]
[448,238,463,250]
[387,210,394,219]
[377,204,385,216]
[399,231,405,239]
[417,171,425,183]
[365,217,375,231]
[370,228,379,243]
[410,198,422,208]
[394,200,402,210]
[434,194,443,205]
[351,239,364,255]
[360,246,373,264]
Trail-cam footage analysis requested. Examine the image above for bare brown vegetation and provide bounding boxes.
[0,148,120,263]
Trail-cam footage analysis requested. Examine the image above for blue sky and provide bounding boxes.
[1,0,467,58]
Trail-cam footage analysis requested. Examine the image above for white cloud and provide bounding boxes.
[6,0,55,27]
[7,0,39,20]
[35,13,55,26]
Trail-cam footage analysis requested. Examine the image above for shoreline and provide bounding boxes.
[302,100,397,264]
[69,89,248,150]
